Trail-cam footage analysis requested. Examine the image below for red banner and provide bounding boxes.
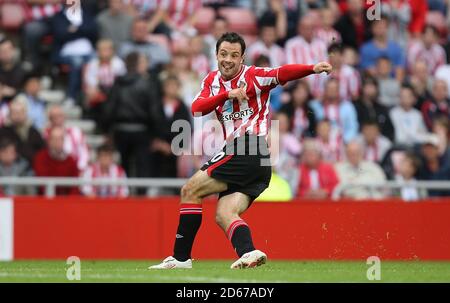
[11,197,450,260]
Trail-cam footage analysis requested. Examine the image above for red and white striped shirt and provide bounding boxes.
[285,37,328,97]
[407,40,446,75]
[159,0,202,28]
[247,41,286,67]
[315,64,360,100]
[316,129,344,163]
[24,2,63,22]
[315,28,342,47]
[44,126,89,171]
[81,163,129,197]
[192,64,315,141]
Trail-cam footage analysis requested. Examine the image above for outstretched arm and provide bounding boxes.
[278,62,333,85]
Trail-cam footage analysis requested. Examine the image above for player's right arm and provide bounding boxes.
[191,75,248,116]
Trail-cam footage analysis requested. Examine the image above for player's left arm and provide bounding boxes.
[253,62,332,89]
[277,62,332,85]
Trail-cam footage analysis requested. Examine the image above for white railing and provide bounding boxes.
[1,177,450,199]
[331,181,450,200]
[0,177,187,198]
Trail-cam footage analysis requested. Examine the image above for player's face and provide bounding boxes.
[217,41,244,80]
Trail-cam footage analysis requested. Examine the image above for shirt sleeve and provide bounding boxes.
[191,74,228,116]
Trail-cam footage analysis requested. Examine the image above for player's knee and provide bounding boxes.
[181,182,198,201]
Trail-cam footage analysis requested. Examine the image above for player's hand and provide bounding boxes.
[228,82,249,103]
[313,62,333,75]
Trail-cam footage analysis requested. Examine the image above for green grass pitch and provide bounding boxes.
[1,260,450,283]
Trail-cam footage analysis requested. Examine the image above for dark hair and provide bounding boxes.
[214,16,228,24]
[361,120,379,129]
[125,52,141,73]
[0,137,16,151]
[423,24,439,36]
[404,152,421,171]
[216,32,246,55]
[254,54,270,67]
[327,42,342,55]
[97,143,115,154]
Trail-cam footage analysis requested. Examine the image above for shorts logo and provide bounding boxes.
[210,152,226,163]
[218,108,254,122]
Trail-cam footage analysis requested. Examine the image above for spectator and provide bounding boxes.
[0,38,26,101]
[285,14,328,97]
[189,35,210,79]
[375,56,400,108]
[83,39,127,128]
[51,3,98,105]
[394,152,427,201]
[315,6,342,46]
[335,140,387,199]
[96,0,134,50]
[381,0,411,49]
[408,0,428,38]
[204,16,229,71]
[407,25,446,75]
[315,119,344,163]
[355,121,392,163]
[119,18,171,72]
[81,144,129,198]
[247,24,286,67]
[0,98,45,164]
[33,126,79,196]
[0,138,35,196]
[22,0,63,71]
[297,139,339,199]
[359,16,405,82]
[320,42,360,101]
[390,84,429,147]
[162,50,202,112]
[435,63,450,98]
[420,79,450,131]
[256,0,290,42]
[416,135,450,196]
[16,75,47,131]
[310,78,359,143]
[45,105,89,172]
[271,112,301,194]
[432,116,450,157]
[279,80,316,138]
[104,52,162,180]
[355,76,395,141]
[409,59,432,109]
[334,0,372,49]
[151,75,191,180]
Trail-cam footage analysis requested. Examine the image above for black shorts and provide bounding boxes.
[201,134,272,202]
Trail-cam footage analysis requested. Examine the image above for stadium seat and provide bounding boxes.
[0,2,25,30]
[193,7,216,35]
[218,7,257,35]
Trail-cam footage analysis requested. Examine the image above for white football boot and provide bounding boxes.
[148,256,192,269]
[230,250,267,269]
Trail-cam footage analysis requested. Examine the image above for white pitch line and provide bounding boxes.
[0,272,289,283]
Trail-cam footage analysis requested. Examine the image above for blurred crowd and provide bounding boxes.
[0,0,449,200]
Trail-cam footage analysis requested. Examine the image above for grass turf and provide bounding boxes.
[1,260,450,283]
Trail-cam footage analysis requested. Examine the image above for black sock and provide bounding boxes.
[228,219,256,257]
[173,204,202,261]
